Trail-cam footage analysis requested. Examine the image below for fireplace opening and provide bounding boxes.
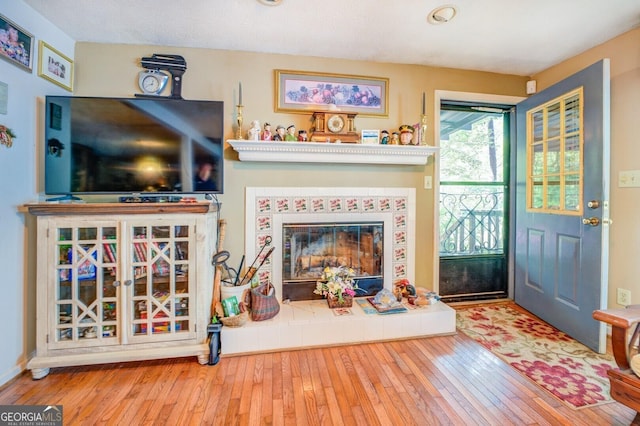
[282,222,384,301]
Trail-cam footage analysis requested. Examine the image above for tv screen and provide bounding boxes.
[44,96,224,196]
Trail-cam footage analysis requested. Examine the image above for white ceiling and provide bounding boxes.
[24,0,640,76]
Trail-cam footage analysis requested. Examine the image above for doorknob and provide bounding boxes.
[587,200,600,209]
[582,217,600,226]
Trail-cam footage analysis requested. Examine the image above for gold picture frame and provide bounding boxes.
[275,69,389,117]
[38,41,74,91]
[0,14,34,72]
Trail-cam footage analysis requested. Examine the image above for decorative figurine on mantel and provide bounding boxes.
[273,125,286,141]
[399,125,414,145]
[262,122,272,141]
[380,130,389,145]
[298,129,308,141]
[285,125,297,141]
[248,120,261,141]
[390,131,400,145]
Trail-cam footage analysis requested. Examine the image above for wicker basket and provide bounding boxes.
[220,310,249,327]
[327,294,353,309]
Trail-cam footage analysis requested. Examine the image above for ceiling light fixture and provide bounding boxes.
[427,5,457,24]
[257,0,283,6]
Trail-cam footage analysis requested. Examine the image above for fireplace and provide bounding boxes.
[245,187,416,302]
[282,221,384,301]
[220,186,456,356]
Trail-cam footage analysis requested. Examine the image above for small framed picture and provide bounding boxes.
[38,41,74,91]
[0,14,34,72]
[361,129,380,145]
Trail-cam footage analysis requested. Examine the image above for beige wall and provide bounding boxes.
[74,43,528,288]
[533,28,640,307]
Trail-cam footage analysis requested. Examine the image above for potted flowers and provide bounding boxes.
[314,265,357,308]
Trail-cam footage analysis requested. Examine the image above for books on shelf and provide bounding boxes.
[102,237,117,276]
[133,240,147,263]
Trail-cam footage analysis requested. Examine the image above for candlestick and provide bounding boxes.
[236,104,244,140]
[421,92,425,115]
[420,114,428,145]
[239,82,243,106]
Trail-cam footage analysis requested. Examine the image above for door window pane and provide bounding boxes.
[526,88,583,215]
[564,135,581,172]
[547,176,561,210]
[546,138,561,174]
[564,174,580,211]
[547,102,561,138]
[532,110,544,142]
[531,143,544,175]
[531,177,544,209]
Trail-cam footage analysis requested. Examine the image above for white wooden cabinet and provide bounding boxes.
[24,202,217,379]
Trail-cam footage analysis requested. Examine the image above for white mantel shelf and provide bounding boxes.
[228,140,438,165]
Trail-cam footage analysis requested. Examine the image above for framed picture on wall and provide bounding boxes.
[0,14,34,72]
[38,41,74,91]
[275,70,389,117]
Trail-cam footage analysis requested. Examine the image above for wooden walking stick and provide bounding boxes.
[211,219,227,319]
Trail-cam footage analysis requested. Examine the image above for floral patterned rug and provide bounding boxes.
[456,303,617,409]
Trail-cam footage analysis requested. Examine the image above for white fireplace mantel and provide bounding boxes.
[228,140,438,165]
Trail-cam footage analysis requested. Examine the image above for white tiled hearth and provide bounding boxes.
[220,299,456,355]
[220,187,456,356]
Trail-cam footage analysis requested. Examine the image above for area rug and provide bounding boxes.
[456,303,617,409]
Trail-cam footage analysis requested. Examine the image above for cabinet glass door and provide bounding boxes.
[55,224,119,346]
[129,222,193,340]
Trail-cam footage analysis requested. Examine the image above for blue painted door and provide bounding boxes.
[515,60,610,352]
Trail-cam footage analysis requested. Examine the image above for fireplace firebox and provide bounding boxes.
[282,222,384,301]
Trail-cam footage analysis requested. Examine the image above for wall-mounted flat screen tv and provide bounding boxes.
[44,96,224,196]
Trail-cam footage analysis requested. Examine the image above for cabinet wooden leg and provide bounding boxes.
[31,367,50,380]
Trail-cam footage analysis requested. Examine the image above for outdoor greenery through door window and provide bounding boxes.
[439,106,508,256]
[526,88,583,215]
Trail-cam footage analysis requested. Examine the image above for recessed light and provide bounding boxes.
[427,5,457,24]
[258,0,283,6]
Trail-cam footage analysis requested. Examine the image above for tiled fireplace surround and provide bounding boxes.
[220,187,456,355]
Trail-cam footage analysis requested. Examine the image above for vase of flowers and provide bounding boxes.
[314,266,357,308]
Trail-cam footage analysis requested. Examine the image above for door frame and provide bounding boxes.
[432,91,525,296]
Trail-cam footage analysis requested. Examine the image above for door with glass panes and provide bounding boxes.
[438,103,511,302]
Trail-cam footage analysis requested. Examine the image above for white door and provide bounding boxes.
[514,59,610,352]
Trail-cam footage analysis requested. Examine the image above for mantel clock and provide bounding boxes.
[310,111,359,143]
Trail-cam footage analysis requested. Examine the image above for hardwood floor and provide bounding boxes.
[1,331,637,425]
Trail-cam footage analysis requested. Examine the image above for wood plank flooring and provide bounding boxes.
[0,330,637,425]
